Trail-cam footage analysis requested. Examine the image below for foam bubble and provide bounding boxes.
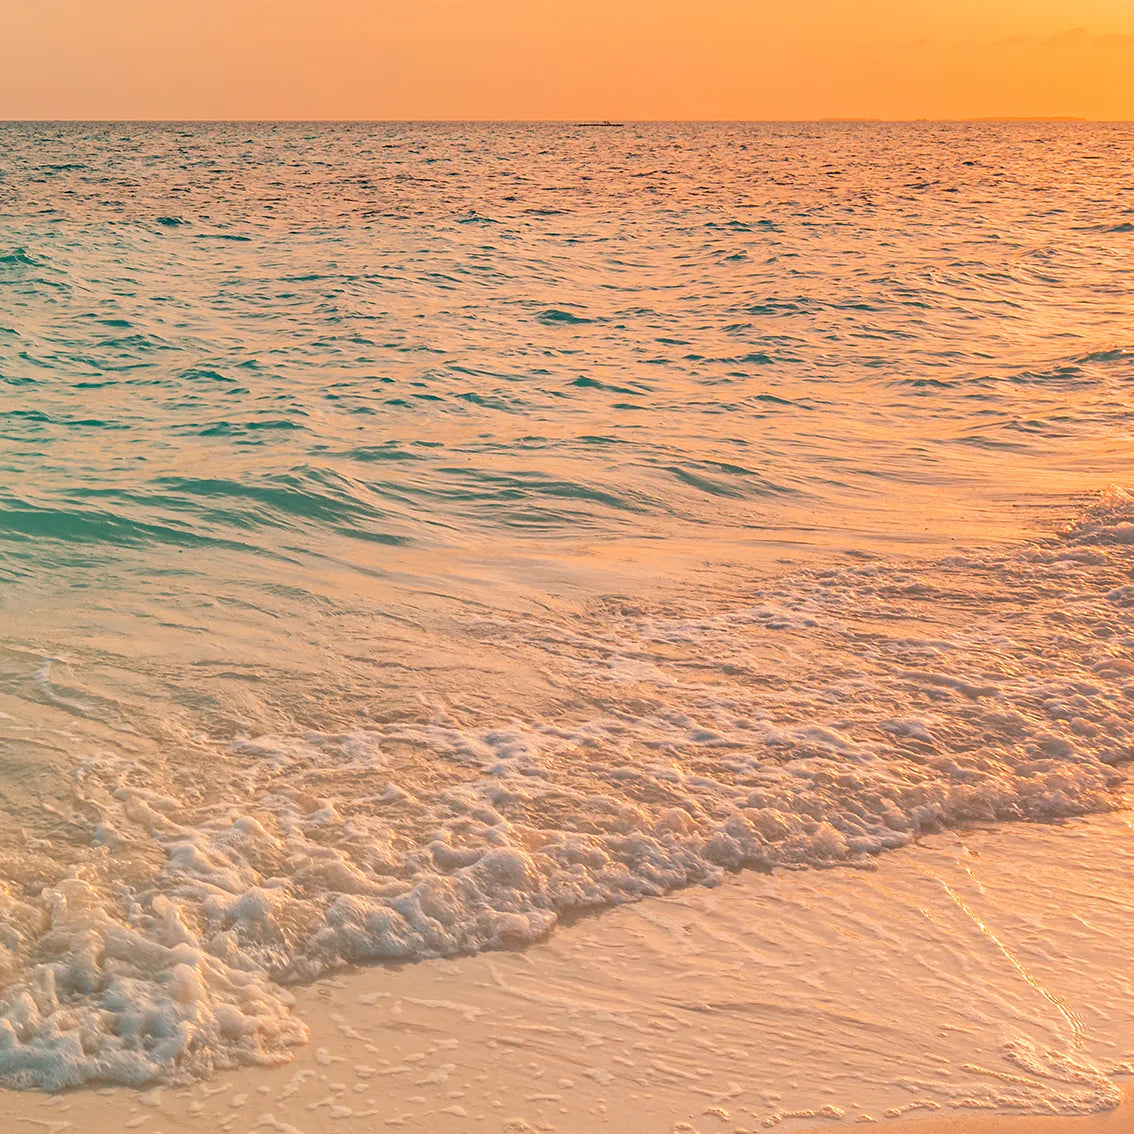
[2,492,1134,1087]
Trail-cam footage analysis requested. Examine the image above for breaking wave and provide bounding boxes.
[2,490,1133,1088]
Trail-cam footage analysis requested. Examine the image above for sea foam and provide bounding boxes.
[1,490,1132,1088]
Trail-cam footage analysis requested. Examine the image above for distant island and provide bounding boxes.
[962,115,1087,122]
[819,116,1088,123]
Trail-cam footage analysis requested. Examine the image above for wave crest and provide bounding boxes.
[2,492,1133,1087]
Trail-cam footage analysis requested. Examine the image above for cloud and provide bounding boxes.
[1042,26,1089,48]
[1095,32,1134,48]
[1032,26,1134,49]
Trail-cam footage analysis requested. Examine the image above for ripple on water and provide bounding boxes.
[1,121,1134,1091]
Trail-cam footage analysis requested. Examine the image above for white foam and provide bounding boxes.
[2,490,1134,1088]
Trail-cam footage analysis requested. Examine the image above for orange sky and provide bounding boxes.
[5,0,1134,120]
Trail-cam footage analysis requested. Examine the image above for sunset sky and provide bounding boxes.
[5,0,1134,121]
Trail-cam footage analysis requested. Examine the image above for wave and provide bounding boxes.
[0,248,42,267]
[1,490,1133,1088]
[537,308,593,325]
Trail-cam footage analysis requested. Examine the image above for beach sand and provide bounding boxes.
[870,1089,1134,1134]
[2,814,1131,1134]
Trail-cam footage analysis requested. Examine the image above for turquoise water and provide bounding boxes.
[2,122,1134,1088]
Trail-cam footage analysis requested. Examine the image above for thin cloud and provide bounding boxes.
[1095,32,1134,48]
[1042,26,1089,48]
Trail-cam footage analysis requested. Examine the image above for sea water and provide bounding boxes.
[1,121,1134,1090]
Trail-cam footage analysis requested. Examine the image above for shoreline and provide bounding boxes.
[2,812,1132,1133]
[846,1087,1134,1134]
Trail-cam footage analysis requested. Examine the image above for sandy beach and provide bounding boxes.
[6,110,1134,1134]
[5,0,1134,1119]
[2,813,1131,1134]
[874,1090,1134,1134]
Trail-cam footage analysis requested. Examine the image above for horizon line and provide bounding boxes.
[0,116,1125,125]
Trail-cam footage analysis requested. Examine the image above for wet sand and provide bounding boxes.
[873,1088,1134,1134]
[2,814,1131,1134]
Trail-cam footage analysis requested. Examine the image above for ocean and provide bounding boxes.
[1,121,1133,1096]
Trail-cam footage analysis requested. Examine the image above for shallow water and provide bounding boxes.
[1,121,1134,1090]
[5,814,1134,1132]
